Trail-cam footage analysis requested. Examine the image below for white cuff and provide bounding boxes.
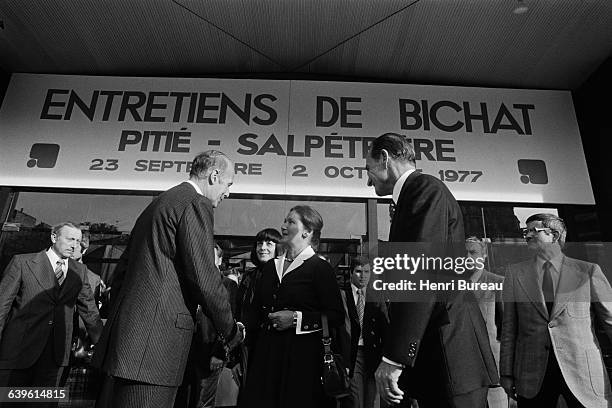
[295,311,322,335]
[382,357,405,369]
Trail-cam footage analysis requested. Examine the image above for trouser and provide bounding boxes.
[110,377,178,408]
[517,353,584,408]
[0,334,67,408]
[340,347,378,408]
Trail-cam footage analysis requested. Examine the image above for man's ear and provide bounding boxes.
[381,149,390,169]
[551,230,559,243]
[208,169,220,185]
[50,232,57,244]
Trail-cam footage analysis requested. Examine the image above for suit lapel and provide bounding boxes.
[516,261,549,320]
[27,251,57,301]
[344,287,359,327]
[340,290,353,339]
[550,256,586,320]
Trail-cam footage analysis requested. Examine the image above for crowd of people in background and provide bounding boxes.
[1,134,611,408]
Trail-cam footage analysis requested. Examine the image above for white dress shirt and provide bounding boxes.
[186,180,203,195]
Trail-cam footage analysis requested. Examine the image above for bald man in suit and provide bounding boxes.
[93,151,244,408]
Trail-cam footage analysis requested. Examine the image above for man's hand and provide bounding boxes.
[501,376,517,400]
[210,356,224,371]
[226,321,245,350]
[375,360,404,405]
[267,311,294,331]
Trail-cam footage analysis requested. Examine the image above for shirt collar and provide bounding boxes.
[351,283,366,297]
[536,253,563,273]
[392,168,415,204]
[276,245,315,282]
[46,247,65,268]
[186,180,203,196]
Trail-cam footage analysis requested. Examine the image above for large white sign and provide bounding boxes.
[0,74,594,204]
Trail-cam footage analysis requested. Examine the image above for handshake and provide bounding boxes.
[226,321,246,350]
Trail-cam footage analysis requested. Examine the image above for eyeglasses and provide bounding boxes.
[521,227,551,237]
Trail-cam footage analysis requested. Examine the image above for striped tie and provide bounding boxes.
[357,288,365,329]
[55,260,65,286]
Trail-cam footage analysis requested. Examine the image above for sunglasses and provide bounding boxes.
[521,227,551,237]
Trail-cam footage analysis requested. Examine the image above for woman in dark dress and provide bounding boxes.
[241,206,345,408]
[235,228,281,391]
[237,228,282,337]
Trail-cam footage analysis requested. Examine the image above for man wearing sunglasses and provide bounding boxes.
[500,213,612,407]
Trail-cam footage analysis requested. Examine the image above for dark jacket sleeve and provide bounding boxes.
[299,259,345,330]
[383,297,438,367]
[177,197,236,342]
[76,265,104,344]
[0,256,21,341]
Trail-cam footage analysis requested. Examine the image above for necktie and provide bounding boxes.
[55,260,65,286]
[356,288,365,329]
[542,261,554,315]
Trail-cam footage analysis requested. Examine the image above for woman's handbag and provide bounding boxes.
[320,314,350,398]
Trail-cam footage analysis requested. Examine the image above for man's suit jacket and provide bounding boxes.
[386,171,499,399]
[92,182,236,387]
[340,286,388,377]
[0,251,103,369]
[500,255,612,407]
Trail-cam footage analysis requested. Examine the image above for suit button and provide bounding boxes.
[272,294,277,300]
[408,352,415,358]
[370,331,375,336]
[548,322,555,328]
[48,320,53,325]
[304,325,309,330]
[313,323,319,329]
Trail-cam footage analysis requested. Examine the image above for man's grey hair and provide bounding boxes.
[526,213,567,247]
[189,150,230,179]
[51,221,80,235]
[370,133,416,165]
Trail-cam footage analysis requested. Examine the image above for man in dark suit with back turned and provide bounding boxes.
[365,133,498,408]
[92,150,244,408]
[0,222,103,396]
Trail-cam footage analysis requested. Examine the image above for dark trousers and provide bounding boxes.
[518,353,584,408]
[412,386,488,408]
[340,347,378,408]
[109,377,179,408]
[0,334,67,408]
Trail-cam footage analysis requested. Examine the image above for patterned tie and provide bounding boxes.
[356,288,365,329]
[55,260,65,286]
[542,261,554,315]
